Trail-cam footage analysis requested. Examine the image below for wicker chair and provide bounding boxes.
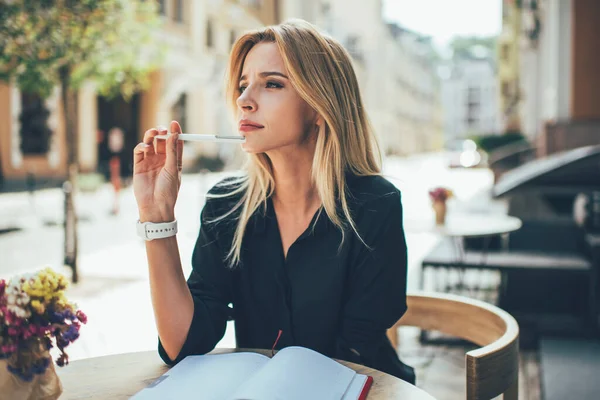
[387,292,520,400]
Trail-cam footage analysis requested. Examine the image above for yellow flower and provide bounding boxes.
[30,299,45,314]
[21,267,70,310]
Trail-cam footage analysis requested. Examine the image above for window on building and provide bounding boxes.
[247,0,261,9]
[172,94,187,131]
[206,18,214,49]
[467,86,479,102]
[173,0,183,23]
[19,92,52,155]
[502,3,511,21]
[502,81,510,97]
[501,44,510,61]
[230,30,237,48]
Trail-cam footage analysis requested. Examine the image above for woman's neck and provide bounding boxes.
[269,150,320,216]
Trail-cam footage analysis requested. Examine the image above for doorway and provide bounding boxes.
[97,94,140,180]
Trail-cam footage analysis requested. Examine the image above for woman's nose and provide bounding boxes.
[236,89,257,112]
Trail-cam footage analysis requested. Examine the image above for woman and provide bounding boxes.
[133,20,415,383]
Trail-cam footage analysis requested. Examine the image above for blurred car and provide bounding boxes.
[446,139,488,168]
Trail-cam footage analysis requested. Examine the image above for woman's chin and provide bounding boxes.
[240,139,272,154]
[240,143,261,154]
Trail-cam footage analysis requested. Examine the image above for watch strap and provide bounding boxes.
[137,219,178,241]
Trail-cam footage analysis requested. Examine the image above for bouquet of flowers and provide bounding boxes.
[0,267,87,397]
[428,187,454,203]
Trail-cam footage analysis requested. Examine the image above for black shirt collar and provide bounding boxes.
[252,196,331,237]
[250,172,366,237]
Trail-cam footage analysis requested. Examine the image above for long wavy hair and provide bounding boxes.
[211,19,383,267]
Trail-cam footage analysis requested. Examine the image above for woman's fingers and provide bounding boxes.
[137,125,176,174]
[165,121,183,173]
[143,128,159,145]
[177,137,184,172]
[170,120,182,135]
[133,142,150,166]
[165,133,180,175]
[154,126,168,154]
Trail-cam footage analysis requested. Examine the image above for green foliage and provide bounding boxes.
[0,0,165,99]
[470,132,528,153]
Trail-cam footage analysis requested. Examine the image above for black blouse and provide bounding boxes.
[158,174,415,384]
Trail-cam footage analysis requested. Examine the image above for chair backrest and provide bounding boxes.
[387,292,519,400]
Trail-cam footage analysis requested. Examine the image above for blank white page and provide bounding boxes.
[230,346,356,400]
[132,352,269,400]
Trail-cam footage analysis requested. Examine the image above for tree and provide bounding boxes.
[0,0,165,282]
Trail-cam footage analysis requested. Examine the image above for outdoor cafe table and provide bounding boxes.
[405,214,523,240]
[57,348,437,399]
[407,214,523,303]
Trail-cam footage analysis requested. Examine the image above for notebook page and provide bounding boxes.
[230,346,356,400]
[132,352,269,400]
[341,374,369,399]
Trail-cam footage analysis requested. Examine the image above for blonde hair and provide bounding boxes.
[212,19,382,267]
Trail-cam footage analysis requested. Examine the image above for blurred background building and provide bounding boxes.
[497,0,521,133]
[441,49,501,144]
[504,0,600,157]
[3,0,598,188]
[0,0,443,190]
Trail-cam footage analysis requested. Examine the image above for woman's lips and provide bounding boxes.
[239,124,263,132]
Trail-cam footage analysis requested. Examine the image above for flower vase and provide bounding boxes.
[432,200,447,225]
[0,358,63,400]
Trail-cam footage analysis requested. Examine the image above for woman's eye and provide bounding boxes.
[238,86,247,93]
[266,81,283,89]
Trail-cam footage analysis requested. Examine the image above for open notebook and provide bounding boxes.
[132,346,373,400]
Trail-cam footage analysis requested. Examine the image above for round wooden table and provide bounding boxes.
[57,349,436,399]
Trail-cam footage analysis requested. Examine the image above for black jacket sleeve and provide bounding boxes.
[334,190,415,383]
[158,199,233,365]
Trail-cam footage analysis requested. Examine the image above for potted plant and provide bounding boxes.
[429,187,454,225]
[0,268,87,399]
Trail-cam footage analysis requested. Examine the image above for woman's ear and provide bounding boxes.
[315,115,324,128]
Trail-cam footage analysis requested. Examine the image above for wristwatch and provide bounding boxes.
[136,219,178,241]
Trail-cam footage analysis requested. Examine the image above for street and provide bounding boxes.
[0,152,495,362]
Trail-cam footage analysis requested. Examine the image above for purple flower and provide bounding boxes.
[63,324,80,342]
[75,310,88,324]
[56,335,69,349]
[48,310,64,323]
[56,355,67,367]
[1,344,17,355]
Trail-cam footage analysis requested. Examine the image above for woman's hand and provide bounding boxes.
[133,120,184,222]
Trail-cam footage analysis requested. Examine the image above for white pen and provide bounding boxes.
[156,134,246,143]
